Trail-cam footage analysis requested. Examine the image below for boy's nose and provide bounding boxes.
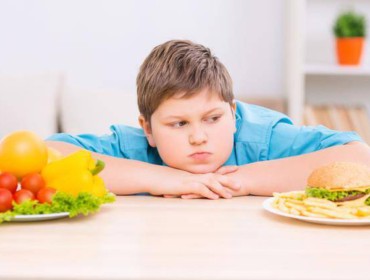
[189,127,207,145]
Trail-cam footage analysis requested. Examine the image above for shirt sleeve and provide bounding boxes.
[267,122,363,160]
[46,129,123,157]
[46,125,162,165]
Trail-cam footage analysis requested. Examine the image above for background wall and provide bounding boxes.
[0,0,286,98]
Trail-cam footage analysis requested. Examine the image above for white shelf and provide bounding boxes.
[305,64,370,76]
[286,0,370,125]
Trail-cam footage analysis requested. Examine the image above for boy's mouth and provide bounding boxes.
[189,152,212,160]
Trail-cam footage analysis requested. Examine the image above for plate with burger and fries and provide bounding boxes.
[263,162,370,226]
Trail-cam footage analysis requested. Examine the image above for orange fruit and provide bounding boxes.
[0,130,48,178]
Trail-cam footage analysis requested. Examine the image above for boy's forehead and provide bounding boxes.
[172,87,221,101]
[155,90,229,117]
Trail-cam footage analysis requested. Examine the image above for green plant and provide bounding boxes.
[333,11,366,38]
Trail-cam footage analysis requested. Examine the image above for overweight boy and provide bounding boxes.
[47,40,370,199]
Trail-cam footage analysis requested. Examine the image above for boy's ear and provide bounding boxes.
[139,115,156,147]
[231,100,236,117]
[231,101,237,133]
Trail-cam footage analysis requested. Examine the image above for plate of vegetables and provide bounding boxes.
[0,131,115,223]
[13,212,70,222]
[1,190,115,223]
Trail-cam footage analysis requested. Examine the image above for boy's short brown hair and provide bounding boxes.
[137,40,234,122]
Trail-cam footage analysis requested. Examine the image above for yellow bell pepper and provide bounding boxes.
[41,150,107,197]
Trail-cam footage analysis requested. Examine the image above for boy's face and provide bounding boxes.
[140,88,236,174]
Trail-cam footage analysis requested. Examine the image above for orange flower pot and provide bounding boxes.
[336,37,365,65]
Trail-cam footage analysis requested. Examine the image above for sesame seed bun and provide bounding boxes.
[307,162,370,190]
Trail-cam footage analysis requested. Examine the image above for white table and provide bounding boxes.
[0,196,369,280]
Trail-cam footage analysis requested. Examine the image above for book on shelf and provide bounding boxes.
[336,106,353,132]
[303,105,318,126]
[357,107,370,144]
[242,97,286,113]
[303,104,370,144]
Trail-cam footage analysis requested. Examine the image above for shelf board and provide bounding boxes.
[305,64,370,76]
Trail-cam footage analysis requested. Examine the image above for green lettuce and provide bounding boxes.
[306,187,370,205]
[0,192,115,224]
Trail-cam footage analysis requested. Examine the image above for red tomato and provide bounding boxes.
[0,188,13,212]
[21,173,46,195]
[0,172,18,193]
[37,187,56,204]
[13,189,35,204]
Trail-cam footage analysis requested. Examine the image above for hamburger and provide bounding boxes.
[306,162,370,207]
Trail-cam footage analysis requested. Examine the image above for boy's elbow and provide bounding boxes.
[345,141,369,149]
[344,141,370,164]
[345,141,367,146]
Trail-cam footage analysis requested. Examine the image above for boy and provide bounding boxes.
[47,40,370,199]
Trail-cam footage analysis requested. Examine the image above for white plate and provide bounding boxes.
[262,197,370,226]
[11,212,70,222]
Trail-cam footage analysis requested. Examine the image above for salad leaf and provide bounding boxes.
[0,192,115,224]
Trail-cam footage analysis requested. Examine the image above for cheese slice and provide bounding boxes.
[326,186,370,192]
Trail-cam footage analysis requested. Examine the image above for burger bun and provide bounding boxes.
[307,162,370,190]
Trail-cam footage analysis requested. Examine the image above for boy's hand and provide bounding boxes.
[163,166,240,199]
[215,165,239,175]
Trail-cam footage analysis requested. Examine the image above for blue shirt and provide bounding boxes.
[47,101,362,165]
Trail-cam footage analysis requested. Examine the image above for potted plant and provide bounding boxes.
[333,10,367,65]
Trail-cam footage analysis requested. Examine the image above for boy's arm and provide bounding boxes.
[229,141,370,197]
[46,141,240,198]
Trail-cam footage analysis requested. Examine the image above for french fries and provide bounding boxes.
[272,191,370,219]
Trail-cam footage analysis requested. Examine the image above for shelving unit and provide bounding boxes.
[305,64,370,76]
[286,0,370,125]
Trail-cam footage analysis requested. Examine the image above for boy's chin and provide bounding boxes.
[180,164,220,174]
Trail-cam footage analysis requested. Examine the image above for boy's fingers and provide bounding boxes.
[215,165,238,175]
[163,194,179,198]
[204,177,232,199]
[196,185,219,200]
[216,174,241,191]
[181,194,203,199]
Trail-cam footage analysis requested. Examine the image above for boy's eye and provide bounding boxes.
[172,121,188,128]
[205,115,221,123]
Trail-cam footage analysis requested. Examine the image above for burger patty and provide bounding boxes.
[333,193,366,202]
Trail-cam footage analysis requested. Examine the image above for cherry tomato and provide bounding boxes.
[14,189,35,204]
[37,187,56,204]
[0,188,13,212]
[21,173,46,195]
[0,172,18,193]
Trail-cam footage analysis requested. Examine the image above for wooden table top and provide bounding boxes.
[1,195,369,280]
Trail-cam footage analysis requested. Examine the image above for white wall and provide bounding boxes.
[0,0,286,98]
